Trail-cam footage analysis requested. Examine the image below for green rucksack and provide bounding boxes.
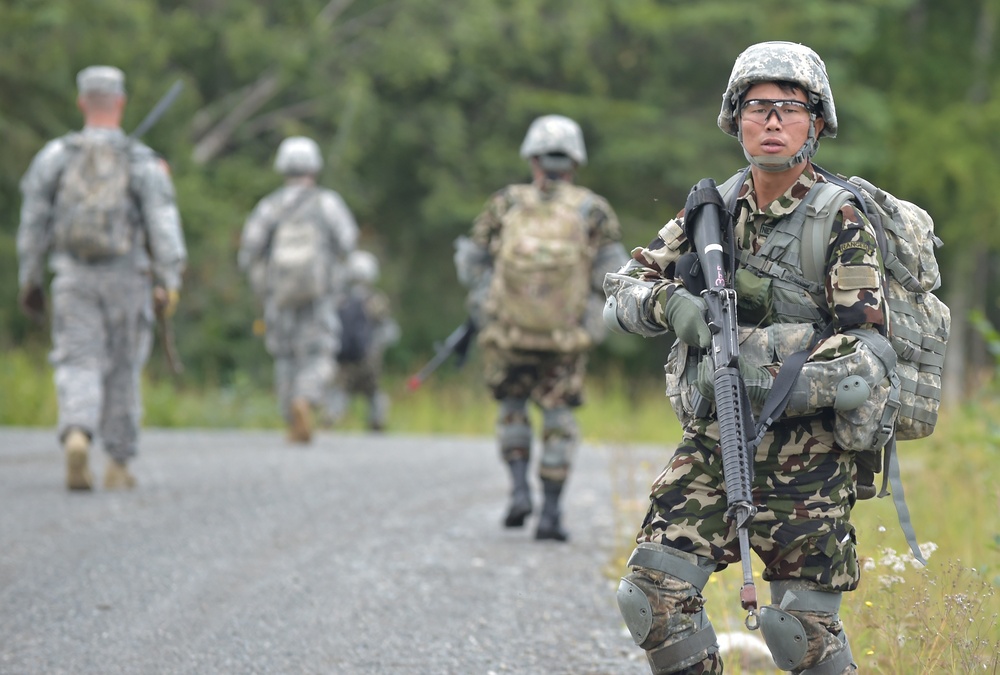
[53,134,133,260]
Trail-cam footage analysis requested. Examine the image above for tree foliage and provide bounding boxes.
[1,0,997,396]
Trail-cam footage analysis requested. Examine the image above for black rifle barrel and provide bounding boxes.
[407,320,476,390]
[130,79,184,140]
[686,178,759,621]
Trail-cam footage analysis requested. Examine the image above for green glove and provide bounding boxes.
[696,356,775,407]
[662,287,710,348]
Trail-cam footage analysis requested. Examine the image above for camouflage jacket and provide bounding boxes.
[17,126,187,290]
[608,163,894,450]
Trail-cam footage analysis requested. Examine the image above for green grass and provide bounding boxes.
[607,400,1000,674]
[5,348,998,672]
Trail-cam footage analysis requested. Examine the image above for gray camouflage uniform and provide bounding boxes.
[238,182,358,422]
[17,110,186,464]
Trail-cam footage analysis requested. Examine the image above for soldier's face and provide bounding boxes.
[738,82,824,161]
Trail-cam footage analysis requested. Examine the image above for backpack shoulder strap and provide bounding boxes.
[799,180,855,286]
[717,166,751,217]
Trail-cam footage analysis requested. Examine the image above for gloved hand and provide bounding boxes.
[661,287,710,348]
[153,286,180,319]
[695,356,775,407]
[18,285,46,322]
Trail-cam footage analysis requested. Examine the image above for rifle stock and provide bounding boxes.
[685,178,760,627]
[407,319,477,391]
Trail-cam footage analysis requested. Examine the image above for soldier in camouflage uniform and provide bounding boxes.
[455,115,628,541]
[16,66,187,491]
[238,136,358,444]
[605,42,897,674]
[326,249,400,432]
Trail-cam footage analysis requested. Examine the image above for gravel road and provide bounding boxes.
[0,427,660,675]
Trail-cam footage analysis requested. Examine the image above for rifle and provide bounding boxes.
[407,319,477,391]
[134,79,185,376]
[130,80,184,140]
[683,178,760,630]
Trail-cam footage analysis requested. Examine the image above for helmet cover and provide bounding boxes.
[519,115,587,166]
[718,41,837,138]
[347,249,380,285]
[274,136,323,175]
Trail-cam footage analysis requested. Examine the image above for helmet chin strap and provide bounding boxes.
[738,118,820,173]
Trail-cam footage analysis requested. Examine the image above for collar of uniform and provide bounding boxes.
[742,163,819,219]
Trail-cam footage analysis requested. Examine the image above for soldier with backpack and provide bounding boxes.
[325,249,400,432]
[455,115,628,542]
[16,66,187,491]
[604,41,947,675]
[238,136,358,444]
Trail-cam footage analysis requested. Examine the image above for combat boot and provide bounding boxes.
[535,478,568,542]
[503,458,533,528]
[64,427,93,491]
[104,460,136,490]
[288,397,313,444]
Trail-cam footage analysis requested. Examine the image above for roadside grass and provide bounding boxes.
[5,348,998,671]
[608,399,1000,674]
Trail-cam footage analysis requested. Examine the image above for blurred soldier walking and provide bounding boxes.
[455,115,627,541]
[16,66,187,491]
[238,136,358,444]
[325,249,400,432]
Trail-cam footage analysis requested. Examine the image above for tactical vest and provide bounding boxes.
[718,169,949,442]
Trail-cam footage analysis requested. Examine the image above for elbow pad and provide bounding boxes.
[454,236,491,289]
[602,265,670,338]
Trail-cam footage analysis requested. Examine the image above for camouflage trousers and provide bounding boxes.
[481,345,587,408]
[265,298,338,421]
[49,266,153,462]
[326,352,389,429]
[482,345,586,481]
[631,414,860,674]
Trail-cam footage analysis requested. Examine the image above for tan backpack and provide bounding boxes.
[486,185,594,351]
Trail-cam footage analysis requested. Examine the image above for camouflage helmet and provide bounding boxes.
[519,115,587,166]
[347,249,380,285]
[718,41,838,139]
[274,136,323,175]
